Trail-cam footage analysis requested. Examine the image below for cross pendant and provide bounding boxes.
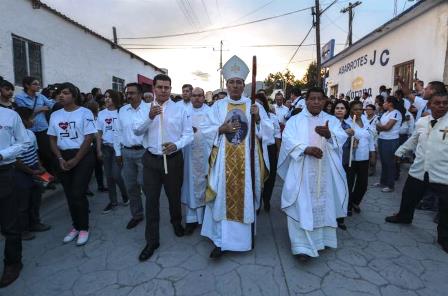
[440,127,448,140]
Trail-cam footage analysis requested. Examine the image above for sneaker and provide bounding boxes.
[102,203,117,214]
[122,197,130,206]
[63,229,79,243]
[381,187,394,193]
[371,182,382,187]
[76,231,89,246]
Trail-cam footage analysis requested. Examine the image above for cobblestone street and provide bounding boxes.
[1,169,447,296]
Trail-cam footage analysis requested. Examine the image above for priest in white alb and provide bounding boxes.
[277,87,348,260]
[181,87,216,235]
[201,55,274,258]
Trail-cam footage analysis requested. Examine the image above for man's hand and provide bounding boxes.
[149,105,162,120]
[58,158,69,171]
[315,120,331,139]
[219,121,241,134]
[345,128,355,136]
[250,104,260,122]
[304,146,323,159]
[162,142,177,155]
[115,156,123,167]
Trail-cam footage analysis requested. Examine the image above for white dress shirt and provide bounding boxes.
[0,108,29,165]
[395,112,448,185]
[270,113,282,139]
[274,105,289,124]
[133,99,194,155]
[414,96,428,120]
[113,101,150,156]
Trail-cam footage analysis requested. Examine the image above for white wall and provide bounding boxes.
[326,3,448,97]
[0,0,163,92]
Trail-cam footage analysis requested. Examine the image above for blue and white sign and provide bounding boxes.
[321,39,335,64]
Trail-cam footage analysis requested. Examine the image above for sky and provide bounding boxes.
[43,0,419,93]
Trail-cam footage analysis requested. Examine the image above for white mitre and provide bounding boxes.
[222,55,249,81]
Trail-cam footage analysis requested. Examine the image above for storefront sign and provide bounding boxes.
[338,49,390,75]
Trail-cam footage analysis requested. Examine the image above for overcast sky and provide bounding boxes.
[43,0,418,92]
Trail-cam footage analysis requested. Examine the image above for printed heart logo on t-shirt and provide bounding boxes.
[59,122,69,130]
[105,118,112,125]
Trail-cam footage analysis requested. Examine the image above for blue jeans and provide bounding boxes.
[378,138,400,189]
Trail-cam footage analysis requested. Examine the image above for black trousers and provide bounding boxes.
[398,174,448,242]
[347,160,369,207]
[262,144,278,207]
[143,151,183,245]
[15,171,42,231]
[34,130,55,175]
[92,142,105,189]
[0,165,22,266]
[58,149,95,231]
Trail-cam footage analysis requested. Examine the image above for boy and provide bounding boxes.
[14,107,51,240]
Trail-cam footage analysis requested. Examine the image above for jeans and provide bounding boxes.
[347,160,369,207]
[15,170,42,231]
[58,149,94,231]
[0,165,22,265]
[143,151,183,245]
[121,148,145,219]
[102,145,128,204]
[398,174,448,242]
[378,138,399,188]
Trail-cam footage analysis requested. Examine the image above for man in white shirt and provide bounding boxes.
[362,92,374,109]
[285,87,304,120]
[114,83,149,230]
[0,107,29,288]
[134,74,193,261]
[180,84,193,106]
[386,92,448,254]
[273,92,288,126]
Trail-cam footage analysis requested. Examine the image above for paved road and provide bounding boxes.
[1,169,447,296]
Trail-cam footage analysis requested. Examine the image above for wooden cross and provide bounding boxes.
[440,127,448,140]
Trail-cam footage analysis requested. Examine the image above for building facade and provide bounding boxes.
[323,0,448,98]
[0,0,165,93]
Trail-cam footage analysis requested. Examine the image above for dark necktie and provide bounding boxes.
[430,119,437,127]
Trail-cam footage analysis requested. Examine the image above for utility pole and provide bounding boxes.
[313,0,322,87]
[341,1,362,47]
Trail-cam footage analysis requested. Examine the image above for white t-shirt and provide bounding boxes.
[47,107,97,150]
[97,109,118,144]
[378,109,402,140]
[414,96,428,120]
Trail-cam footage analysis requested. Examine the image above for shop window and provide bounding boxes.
[112,76,125,92]
[12,35,43,86]
[393,60,414,91]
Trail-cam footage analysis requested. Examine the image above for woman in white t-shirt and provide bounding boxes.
[47,82,97,246]
[374,96,403,192]
[364,104,378,176]
[97,89,129,214]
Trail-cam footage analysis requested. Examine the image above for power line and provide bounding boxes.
[201,0,212,25]
[234,0,277,22]
[118,6,314,40]
[121,43,345,49]
[286,25,314,67]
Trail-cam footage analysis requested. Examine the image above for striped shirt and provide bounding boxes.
[19,129,39,167]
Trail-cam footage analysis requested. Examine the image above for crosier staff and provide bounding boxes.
[250,56,257,249]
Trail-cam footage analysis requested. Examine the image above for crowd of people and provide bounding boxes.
[0,55,447,288]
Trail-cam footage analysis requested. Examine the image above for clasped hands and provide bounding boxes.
[304,121,331,159]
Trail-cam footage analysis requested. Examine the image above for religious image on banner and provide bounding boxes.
[224,109,248,145]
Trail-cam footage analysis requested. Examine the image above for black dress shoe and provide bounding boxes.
[337,222,347,231]
[29,223,51,232]
[173,224,185,237]
[126,218,143,229]
[0,263,23,288]
[86,190,94,197]
[209,247,223,259]
[352,204,361,214]
[385,214,412,224]
[296,254,311,262]
[184,223,197,235]
[138,244,160,262]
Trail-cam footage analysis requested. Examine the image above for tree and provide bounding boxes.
[263,69,304,97]
[301,61,319,89]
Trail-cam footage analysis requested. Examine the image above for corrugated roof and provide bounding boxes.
[31,0,165,73]
[322,0,445,67]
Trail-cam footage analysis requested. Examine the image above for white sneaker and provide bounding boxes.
[63,229,79,243]
[76,231,89,246]
[382,187,394,193]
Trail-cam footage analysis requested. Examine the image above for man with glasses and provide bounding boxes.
[134,74,193,261]
[113,83,149,230]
